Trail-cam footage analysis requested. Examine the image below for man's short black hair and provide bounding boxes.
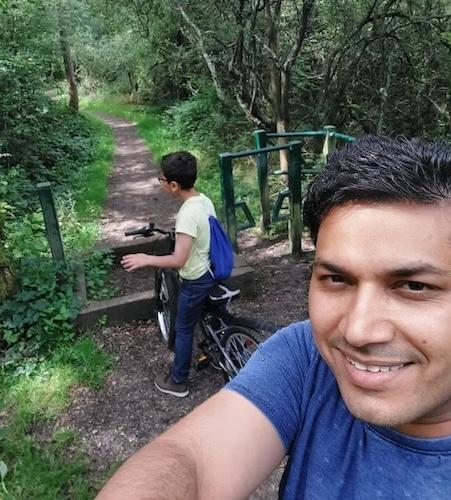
[161,151,197,189]
[304,135,451,243]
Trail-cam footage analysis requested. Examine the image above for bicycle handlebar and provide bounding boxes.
[124,222,173,238]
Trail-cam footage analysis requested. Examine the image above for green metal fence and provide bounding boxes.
[218,126,354,256]
[219,141,303,256]
[252,126,354,235]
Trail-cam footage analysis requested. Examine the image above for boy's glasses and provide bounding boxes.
[158,177,169,184]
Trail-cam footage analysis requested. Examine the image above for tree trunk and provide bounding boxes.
[59,25,78,111]
[177,4,226,103]
[266,1,289,179]
[277,69,291,180]
[270,63,290,180]
[377,51,393,134]
[0,259,15,301]
[0,213,14,301]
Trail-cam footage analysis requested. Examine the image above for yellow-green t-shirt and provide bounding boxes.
[176,193,216,280]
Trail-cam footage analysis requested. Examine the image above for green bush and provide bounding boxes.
[0,52,93,216]
[0,259,79,356]
[84,250,116,300]
[164,90,251,153]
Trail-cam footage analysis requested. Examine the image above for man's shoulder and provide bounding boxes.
[231,320,323,392]
[263,320,317,357]
[226,320,336,450]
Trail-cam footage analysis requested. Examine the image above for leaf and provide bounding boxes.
[4,330,19,344]
[0,460,7,481]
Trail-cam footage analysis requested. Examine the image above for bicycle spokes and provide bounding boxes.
[227,335,258,368]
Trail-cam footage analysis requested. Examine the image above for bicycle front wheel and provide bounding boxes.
[154,269,179,350]
[221,326,264,381]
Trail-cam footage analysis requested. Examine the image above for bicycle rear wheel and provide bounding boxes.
[228,315,281,336]
[154,269,179,350]
[220,326,264,381]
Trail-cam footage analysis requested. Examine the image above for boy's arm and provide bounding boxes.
[96,389,285,500]
[121,233,193,271]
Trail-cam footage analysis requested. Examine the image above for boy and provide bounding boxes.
[121,151,216,397]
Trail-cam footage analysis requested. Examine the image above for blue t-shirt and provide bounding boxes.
[226,320,451,499]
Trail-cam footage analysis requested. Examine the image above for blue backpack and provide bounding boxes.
[208,216,234,281]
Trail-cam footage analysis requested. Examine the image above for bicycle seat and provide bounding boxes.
[207,283,240,306]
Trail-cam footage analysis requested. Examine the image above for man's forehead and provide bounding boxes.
[316,201,451,270]
[319,200,451,230]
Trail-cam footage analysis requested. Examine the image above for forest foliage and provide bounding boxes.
[2,0,450,201]
[77,0,450,137]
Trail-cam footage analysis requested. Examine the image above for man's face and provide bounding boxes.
[309,202,451,434]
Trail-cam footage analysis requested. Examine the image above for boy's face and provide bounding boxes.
[309,201,451,435]
[159,173,180,197]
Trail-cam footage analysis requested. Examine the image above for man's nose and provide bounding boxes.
[339,285,395,347]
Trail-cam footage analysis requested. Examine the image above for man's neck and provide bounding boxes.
[396,420,451,439]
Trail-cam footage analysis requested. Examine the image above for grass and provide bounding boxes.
[5,113,115,259]
[0,337,111,499]
[74,116,115,221]
[60,114,115,254]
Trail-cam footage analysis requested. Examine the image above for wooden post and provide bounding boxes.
[322,125,337,160]
[37,182,66,268]
[287,142,303,257]
[253,129,271,230]
[218,153,238,251]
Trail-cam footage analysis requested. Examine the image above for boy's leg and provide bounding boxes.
[171,272,215,383]
[154,271,214,396]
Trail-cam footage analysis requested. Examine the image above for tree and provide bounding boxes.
[0,203,14,301]
[58,1,79,111]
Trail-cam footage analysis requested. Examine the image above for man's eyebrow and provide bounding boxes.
[389,264,450,277]
[313,259,348,274]
[314,258,450,277]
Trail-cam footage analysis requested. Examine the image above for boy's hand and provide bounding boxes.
[121,253,151,271]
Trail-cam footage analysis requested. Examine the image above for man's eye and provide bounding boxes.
[320,274,346,284]
[401,281,431,292]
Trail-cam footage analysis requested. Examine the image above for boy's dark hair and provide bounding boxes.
[161,151,197,189]
[304,134,451,243]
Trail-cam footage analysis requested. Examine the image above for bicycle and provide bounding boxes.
[124,222,281,380]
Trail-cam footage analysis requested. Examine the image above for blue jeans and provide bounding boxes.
[171,271,215,383]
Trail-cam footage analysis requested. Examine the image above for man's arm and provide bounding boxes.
[96,389,286,500]
[121,233,193,271]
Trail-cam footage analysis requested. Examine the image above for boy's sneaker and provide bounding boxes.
[154,373,189,398]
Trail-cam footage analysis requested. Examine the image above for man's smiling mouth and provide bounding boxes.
[346,357,405,373]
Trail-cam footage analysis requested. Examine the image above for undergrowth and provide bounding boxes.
[0,103,114,496]
[1,113,115,362]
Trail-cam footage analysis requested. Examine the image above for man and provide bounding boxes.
[121,151,216,397]
[100,135,451,499]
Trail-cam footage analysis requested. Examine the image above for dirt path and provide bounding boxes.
[54,116,312,498]
[95,113,178,245]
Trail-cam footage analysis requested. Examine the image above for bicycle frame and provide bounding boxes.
[125,221,277,379]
